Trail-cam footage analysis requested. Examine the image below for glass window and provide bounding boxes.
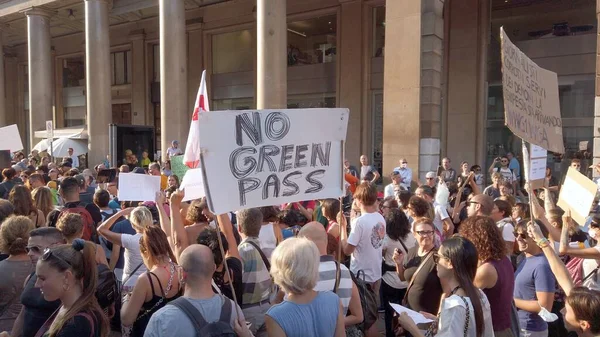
[287,15,337,66]
[111,51,131,85]
[373,7,385,57]
[62,57,85,88]
[287,93,336,109]
[212,30,254,74]
[153,44,160,82]
[212,98,254,111]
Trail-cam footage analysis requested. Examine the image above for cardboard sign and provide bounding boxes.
[0,124,24,153]
[117,173,161,202]
[500,27,564,154]
[179,168,205,202]
[557,167,597,226]
[170,155,189,182]
[198,108,349,214]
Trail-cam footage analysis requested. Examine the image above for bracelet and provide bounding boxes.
[537,238,549,248]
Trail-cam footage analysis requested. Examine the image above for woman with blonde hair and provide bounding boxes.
[265,237,345,337]
[32,186,56,219]
[98,206,152,291]
[30,239,109,337]
[0,216,34,332]
[8,185,45,228]
[56,213,108,266]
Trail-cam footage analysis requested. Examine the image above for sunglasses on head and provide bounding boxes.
[41,248,72,267]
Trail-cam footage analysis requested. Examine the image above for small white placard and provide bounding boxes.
[179,168,206,202]
[0,124,24,153]
[390,303,434,324]
[117,173,161,202]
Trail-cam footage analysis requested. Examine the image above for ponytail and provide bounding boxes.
[46,239,109,337]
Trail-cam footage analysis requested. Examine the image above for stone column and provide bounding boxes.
[85,0,112,167]
[256,0,286,109]
[24,7,54,148]
[0,34,6,127]
[338,0,363,166]
[383,0,444,183]
[159,0,187,161]
[129,30,146,126]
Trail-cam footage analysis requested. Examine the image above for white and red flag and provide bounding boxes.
[183,70,210,168]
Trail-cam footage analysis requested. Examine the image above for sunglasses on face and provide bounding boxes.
[416,230,434,237]
[514,232,529,240]
[401,162,407,164]
[26,245,43,254]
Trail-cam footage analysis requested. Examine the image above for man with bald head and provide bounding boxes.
[144,245,248,337]
[299,222,363,325]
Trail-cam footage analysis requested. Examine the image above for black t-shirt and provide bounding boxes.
[403,247,443,314]
[47,201,102,227]
[213,257,243,305]
[54,313,100,337]
[20,273,61,337]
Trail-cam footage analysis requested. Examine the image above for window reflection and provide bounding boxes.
[373,7,385,57]
[287,15,337,66]
[212,30,254,74]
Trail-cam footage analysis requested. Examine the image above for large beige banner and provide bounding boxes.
[500,27,564,154]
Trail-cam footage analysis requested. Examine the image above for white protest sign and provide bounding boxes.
[198,108,349,214]
[179,168,205,202]
[390,303,433,324]
[557,167,597,226]
[0,124,24,153]
[530,144,547,159]
[117,173,161,202]
[500,27,564,154]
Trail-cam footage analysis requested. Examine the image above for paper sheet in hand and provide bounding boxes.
[390,303,433,324]
[557,167,597,226]
[0,124,24,152]
[179,168,205,202]
[117,173,161,202]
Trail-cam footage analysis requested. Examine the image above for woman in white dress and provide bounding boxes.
[396,235,495,337]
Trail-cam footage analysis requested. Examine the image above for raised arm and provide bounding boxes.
[170,190,190,259]
[217,213,241,261]
[97,208,134,246]
[530,196,561,243]
[155,191,172,244]
[528,222,574,296]
[543,188,558,212]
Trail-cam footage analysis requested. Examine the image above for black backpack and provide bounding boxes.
[96,263,117,312]
[168,296,236,337]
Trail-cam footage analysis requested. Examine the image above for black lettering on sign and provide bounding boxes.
[262,174,280,200]
[235,112,262,146]
[294,144,309,168]
[257,145,280,173]
[238,178,260,206]
[265,112,291,141]
[279,145,294,172]
[305,169,326,193]
[229,147,257,179]
[282,170,302,197]
[311,142,331,167]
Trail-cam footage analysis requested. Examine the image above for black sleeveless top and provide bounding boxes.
[131,272,181,337]
[20,272,61,337]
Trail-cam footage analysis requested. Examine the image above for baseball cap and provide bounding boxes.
[172,140,179,145]
[425,171,436,179]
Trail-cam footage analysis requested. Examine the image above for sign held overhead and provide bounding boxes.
[198,108,349,214]
[500,27,564,154]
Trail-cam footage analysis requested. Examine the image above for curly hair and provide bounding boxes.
[0,215,33,255]
[385,208,411,242]
[408,196,430,218]
[186,198,209,224]
[458,215,506,262]
[197,228,228,267]
[56,213,83,241]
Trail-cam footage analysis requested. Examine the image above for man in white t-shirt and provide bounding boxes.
[490,198,516,255]
[384,171,405,198]
[166,140,183,159]
[488,155,517,189]
[340,181,385,336]
[415,185,453,237]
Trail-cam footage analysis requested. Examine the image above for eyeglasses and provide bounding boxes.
[400,162,407,164]
[41,248,71,267]
[416,230,434,237]
[426,177,434,180]
[514,232,529,240]
[467,201,479,206]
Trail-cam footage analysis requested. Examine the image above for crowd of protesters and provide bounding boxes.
[0,147,598,337]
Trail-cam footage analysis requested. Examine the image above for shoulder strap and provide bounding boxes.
[75,311,96,337]
[583,266,600,283]
[398,239,409,253]
[403,251,434,301]
[333,261,341,294]
[246,240,271,271]
[169,297,209,335]
[218,295,233,322]
[121,262,144,291]
[459,295,470,337]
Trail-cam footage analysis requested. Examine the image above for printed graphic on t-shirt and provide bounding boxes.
[371,222,385,248]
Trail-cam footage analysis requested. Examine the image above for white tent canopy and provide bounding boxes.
[48,137,88,157]
[33,125,88,140]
